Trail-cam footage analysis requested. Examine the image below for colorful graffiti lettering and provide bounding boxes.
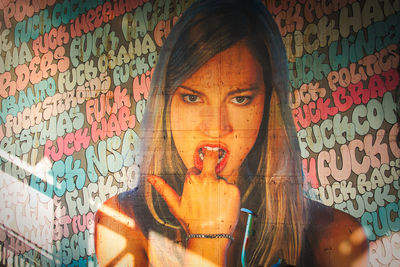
[0,0,398,265]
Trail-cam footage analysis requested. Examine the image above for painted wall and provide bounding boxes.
[274,1,400,266]
[0,0,398,266]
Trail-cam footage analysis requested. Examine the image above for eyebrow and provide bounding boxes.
[226,87,259,97]
[177,85,206,96]
[177,85,259,97]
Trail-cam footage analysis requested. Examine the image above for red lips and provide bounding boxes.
[193,143,230,174]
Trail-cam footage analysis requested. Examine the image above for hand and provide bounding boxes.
[148,149,241,235]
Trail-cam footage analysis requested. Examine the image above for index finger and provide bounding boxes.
[201,148,219,177]
[147,175,181,217]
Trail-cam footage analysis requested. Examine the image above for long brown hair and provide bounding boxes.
[138,0,308,265]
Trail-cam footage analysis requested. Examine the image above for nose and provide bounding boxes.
[202,104,233,138]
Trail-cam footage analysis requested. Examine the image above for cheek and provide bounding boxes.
[230,104,264,158]
[170,100,198,168]
[231,103,264,134]
[171,99,201,131]
[249,97,265,134]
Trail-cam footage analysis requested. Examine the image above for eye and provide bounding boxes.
[182,94,202,103]
[231,96,252,105]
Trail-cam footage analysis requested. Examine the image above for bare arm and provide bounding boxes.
[95,196,148,267]
[312,205,369,267]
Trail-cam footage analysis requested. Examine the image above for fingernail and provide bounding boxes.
[147,176,155,184]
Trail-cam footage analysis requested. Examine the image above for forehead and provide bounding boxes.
[181,41,264,90]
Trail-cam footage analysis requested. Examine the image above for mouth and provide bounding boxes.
[193,144,229,173]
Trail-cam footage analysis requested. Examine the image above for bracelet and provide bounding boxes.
[186,234,234,242]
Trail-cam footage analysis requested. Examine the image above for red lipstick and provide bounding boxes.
[193,143,230,174]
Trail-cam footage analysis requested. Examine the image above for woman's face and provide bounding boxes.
[170,41,266,183]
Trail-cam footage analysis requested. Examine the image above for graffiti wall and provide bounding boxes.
[272,1,400,266]
[269,1,400,266]
[0,0,398,266]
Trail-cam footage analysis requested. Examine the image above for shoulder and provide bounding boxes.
[305,200,369,267]
[95,192,137,230]
[95,190,148,266]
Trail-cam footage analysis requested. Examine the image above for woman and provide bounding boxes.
[95,0,368,266]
